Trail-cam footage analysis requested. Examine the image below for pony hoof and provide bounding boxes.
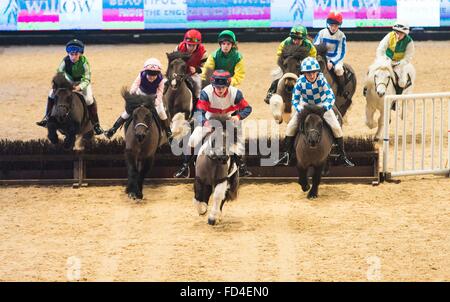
[196,202,208,216]
[301,184,310,192]
[136,193,143,200]
[374,137,380,142]
[307,192,318,199]
[207,218,217,225]
[128,192,137,200]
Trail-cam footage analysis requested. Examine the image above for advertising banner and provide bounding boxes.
[0,0,448,31]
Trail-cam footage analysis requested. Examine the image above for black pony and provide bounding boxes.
[47,72,93,150]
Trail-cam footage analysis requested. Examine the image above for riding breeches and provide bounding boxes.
[49,85,94,106]
[286,109,343,138]
[122,88,168,121]
[333,61,344,76]
[188,124,245,156]
[190,73,202,99]
[392,63,409,88]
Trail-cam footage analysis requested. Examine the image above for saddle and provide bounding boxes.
[393,72,412,95]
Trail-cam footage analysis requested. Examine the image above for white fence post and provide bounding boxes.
[382,92,450,180]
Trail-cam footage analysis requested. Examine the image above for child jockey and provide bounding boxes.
[313,11,347,96]
[174,70,252,178]
[202,30,245,87]
[174,29,208,101]
[264,25,317,103]
[376,20,415,90]
[275,57,354,167]
[104,58,172,140]
[37,39,103,135]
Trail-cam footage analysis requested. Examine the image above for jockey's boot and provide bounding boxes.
[335,137,355,167]
[264,79,279,104]
[162,118,173,144]
[104,116,126,139]
[274,136,295,166]
[232,154,252,177]
[36,97,55,127]
[87,102,104,135]
[336,74,346,97]
[174,153,196,178]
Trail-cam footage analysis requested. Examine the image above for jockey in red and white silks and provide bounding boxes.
[173,69,253,178]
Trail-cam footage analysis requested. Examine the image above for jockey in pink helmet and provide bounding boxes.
[105,58,172,141]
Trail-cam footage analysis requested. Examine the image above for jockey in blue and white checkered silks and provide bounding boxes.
[275,57,354,167]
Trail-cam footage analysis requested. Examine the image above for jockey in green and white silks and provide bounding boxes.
[36,39,103,135]
[174,70,253,178]
[376,21,415,89]
[275,57,354,167]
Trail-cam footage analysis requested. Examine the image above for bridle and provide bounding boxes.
[374,73,392,91]
[54,88,73,120]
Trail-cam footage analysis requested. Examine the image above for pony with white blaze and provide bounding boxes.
[364,57,415,141]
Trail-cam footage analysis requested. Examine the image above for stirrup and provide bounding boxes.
[274,152,290,166]
[173,164,190,178]
[239,166,252,177]
[339,155,355,167]
[36,118,48,127]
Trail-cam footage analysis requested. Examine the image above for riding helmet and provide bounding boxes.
[392,21,410,35]
[210,69,232,87]
[184,29,202,45]
[289,25,307,40]
[218,30,236,44]
[66,39,85,54]
[327,11,343,25]
[300,57,321,73]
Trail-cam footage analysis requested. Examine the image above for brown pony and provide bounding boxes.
[269,44,310,124]
[47,72,94,150]
[123,89,161,200]
[295,105,336,199]
[164,51,194,141]
[315,43,357,117]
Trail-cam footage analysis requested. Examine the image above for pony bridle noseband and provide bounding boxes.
[134,122,149,130]
[55,88,72,118]
[374,74,391,91]
[170,72,187,88]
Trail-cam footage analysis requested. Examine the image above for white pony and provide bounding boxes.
[364,57,416,141]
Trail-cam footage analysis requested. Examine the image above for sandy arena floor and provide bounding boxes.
[0,41,449,281]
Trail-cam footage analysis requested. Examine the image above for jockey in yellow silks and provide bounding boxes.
[264,25,317,103]
[202,30,245,87]
[376,21,415,89]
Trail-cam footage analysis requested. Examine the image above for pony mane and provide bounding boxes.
[121,87,156,114]
[278,44,310,68]
[52,72,73,90]
[166,51,190,63]
[298,105,326,127]
[315,43,329,59]
[366,57,396,83]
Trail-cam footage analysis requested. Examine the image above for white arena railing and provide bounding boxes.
[382,92,450,180]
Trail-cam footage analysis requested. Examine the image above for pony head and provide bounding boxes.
[367,58,395,98]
